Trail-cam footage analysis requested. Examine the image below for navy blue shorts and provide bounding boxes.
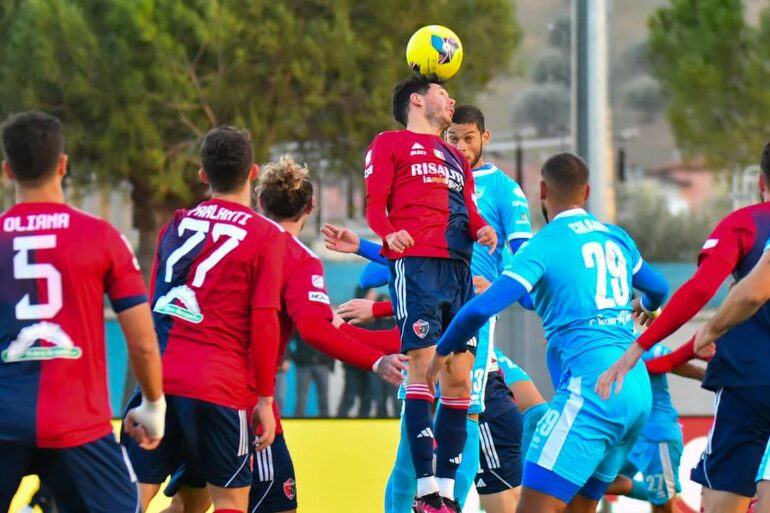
[249,433,297,513]
[0,434,138,513]
[691,386,770,497]
[124,394,252,489]
[388,257,475,353]
[475,403,523,494]
[162,433,297,513]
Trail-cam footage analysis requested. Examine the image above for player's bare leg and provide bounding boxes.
[563,494,600,513]
[480,486,521,513]
[516,487,568,513]
[139,483,161,513]
[701,488,751,513]
[159,486,212,513]
[755,481,770,513]
[604,475,632,497]
[207,484,249,512]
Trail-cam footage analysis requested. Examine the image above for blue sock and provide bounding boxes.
[454,416,480,508]
[404,385,436,482]
[385,412,418,513]
[435,397,470,487]
[521,402,549,457]
[629,478,649,501]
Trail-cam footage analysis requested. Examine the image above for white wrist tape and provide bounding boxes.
[130,395,166,438]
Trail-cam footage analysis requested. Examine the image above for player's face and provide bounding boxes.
[423,84,455,130]
[446,123,489,169]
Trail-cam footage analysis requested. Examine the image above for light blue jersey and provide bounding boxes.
[640,344,681,442]
[468,163,532,414]
[494,347,531,387]
[472,163,532,282]
[503,208,653,498]
[503,208,643,378]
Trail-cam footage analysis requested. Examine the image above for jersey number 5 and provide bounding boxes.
[581,240,629,309]
[164,218,247,287]
[14,235,62,320]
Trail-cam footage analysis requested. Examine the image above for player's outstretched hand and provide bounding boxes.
[632,298,660,327]
[337,298,375,325]
[375,354,409,385]
[473,275,492,295]
[253,397,277,452]
[595,342,645,400]
[693,326,718,359]
[124,395,166,450]
[426,353,447,397]
[322,223,360,254]
[476,226,498,255]
[385,230,414,253]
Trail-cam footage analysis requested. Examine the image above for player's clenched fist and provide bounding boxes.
[124,395,166,450]
[476,225,498,254]
[386,229,414,253]
[253,397,277,452]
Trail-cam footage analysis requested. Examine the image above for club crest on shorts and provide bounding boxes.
[413,319,429,339]
[283,477,296,500]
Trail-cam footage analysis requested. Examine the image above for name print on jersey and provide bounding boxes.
[3,213,70,232]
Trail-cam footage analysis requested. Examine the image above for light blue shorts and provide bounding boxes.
[621,436,683,505]
[523,364,651,502]
[469,318,495,415]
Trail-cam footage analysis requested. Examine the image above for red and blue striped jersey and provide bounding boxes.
[365,130,487,262]
[700,202,770,389]
[0,202,147,448]
[151,199,285,410]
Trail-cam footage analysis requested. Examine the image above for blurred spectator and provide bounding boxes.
[368,293,399,418]
[275,358,290,415]
[291,332,334,417]
[337,286,377,417]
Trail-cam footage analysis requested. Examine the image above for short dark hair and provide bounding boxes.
[391,75,445,126]
[1,111,65,184]
[452,105,485,133]
[541,153,590,197]
[199,126,254,193]
[760,142,770,181]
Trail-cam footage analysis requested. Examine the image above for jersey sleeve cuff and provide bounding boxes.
[111,294,148,313]
[502,271,534,293]
[632,257,644,275]
[507,232,532,241]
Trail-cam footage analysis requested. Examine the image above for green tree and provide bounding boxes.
[648,0,770,168]
[622,75,664,123]
[512,83,571,137]
[532,48,571,87]
[0,0,521,405]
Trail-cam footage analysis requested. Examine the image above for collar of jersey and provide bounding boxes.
[552,207,588,221]
[472,163,497,177]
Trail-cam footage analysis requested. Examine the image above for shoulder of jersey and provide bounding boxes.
[284,232,320,262]
[61,204,115,231]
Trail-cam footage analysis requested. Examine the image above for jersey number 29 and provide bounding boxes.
[581,240,629,309]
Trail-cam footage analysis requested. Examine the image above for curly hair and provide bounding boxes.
[257,154,314,221]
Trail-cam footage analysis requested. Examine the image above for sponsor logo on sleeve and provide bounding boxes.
[364,150,373,178]
[702,239,718,250]
[311,275,325,289]
[308,291,330,304]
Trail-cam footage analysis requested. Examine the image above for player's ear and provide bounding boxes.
[584,183,591,202]
[198,168,210,185]
[306,195,315,215]
[481,129,490,145]
[410,92,424,109]
[249,164,259,181]
[57,154,68,178]
[539,180,547,201]
[2,160,14,181]
[759,173,767,195]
